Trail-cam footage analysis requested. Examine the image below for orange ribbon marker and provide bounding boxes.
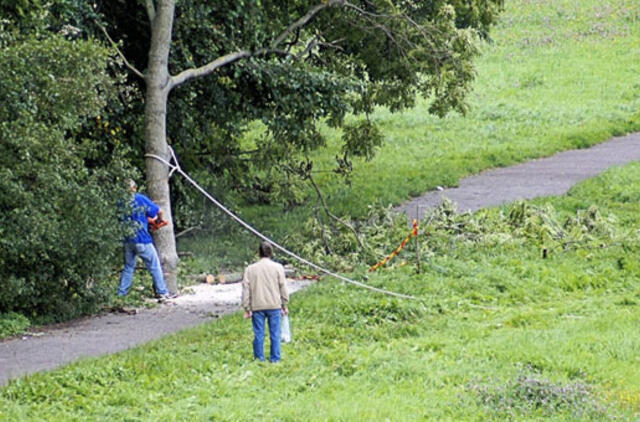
[369,220,419,272]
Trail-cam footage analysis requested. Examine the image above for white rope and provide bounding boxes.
[146,147,417,300]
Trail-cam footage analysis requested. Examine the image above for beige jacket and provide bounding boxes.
[242,258,289,311]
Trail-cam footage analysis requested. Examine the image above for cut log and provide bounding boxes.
[217,272,243,284]
[197,273,216,284]
[193,267,298,286]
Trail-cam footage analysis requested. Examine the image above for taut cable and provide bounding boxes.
[146,147,417,300]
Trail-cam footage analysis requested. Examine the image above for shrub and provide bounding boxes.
[0,312,30,338]
[0,35,134,321]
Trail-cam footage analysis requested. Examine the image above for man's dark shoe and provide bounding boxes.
[156,292,179,301]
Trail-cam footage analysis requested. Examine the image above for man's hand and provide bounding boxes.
[147,211,168,232]
[244,310,252,319]
[281,306,288,316]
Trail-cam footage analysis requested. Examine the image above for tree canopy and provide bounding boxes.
[96,0,503,207]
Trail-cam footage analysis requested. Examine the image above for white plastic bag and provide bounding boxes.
[281,314,292,343]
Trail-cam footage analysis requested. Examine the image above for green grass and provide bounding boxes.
[3,163,640,420]
[321,0,640,214]
[179,0,640,271]
[4,0,640,419]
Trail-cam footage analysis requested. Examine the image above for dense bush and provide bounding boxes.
[0,35,134,320]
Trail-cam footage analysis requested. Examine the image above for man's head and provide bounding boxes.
[258,241,273,258]
[126,179,137,193]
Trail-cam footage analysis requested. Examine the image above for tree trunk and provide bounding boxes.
[144,0,179,293]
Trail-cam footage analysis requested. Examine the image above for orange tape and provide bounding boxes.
[369,220,419,272]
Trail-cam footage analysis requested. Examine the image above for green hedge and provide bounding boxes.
[0,35,133,321]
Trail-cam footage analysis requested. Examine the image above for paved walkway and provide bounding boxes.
[1,132,639,387]
[398,132,640,219]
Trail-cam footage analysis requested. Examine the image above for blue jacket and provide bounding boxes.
[123,193,160,244]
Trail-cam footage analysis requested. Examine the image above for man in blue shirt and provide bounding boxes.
[118,179,172,299]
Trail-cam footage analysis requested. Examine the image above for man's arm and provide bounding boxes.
[147,209,167,232]
[138,193,160,219]
[278,265,289,315]
[241,269,252,319]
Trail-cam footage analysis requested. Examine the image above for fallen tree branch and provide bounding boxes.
[175,225,201,239]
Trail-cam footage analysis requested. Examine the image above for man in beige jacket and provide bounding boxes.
[242,241,289,362]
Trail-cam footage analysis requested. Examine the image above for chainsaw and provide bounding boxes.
[147,216,168,232]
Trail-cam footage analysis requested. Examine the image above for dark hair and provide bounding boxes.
[259,241,273,258]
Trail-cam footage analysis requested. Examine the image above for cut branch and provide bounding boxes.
[94,20,144,79]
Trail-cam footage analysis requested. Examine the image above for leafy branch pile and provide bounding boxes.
[283,197,630,273]
[423,198,626,255]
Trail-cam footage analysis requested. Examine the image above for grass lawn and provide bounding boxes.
[2,162,640,421]
[319,0,640,214]
[2,0,640,420]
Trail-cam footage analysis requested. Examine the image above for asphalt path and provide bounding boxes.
[398,132,640,219]
[0,280,311,386]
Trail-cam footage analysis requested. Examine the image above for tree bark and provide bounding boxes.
[145,0,179,293]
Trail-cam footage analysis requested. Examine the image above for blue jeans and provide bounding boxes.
[252,309,281,362]
[118,242,168,296]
